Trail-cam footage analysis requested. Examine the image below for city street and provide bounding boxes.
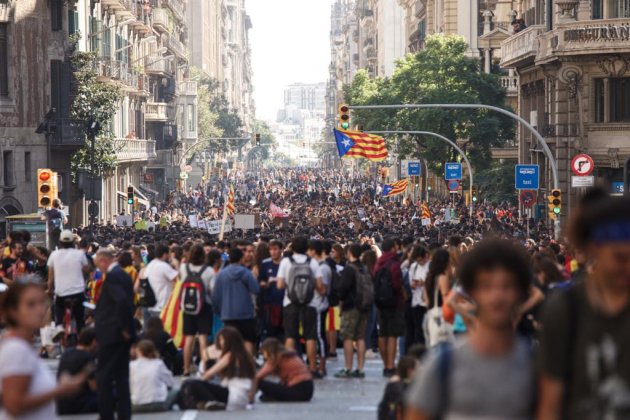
[54,357,386,420]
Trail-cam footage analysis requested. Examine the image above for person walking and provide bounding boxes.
[212,248,260,355]
[94,248,136,420]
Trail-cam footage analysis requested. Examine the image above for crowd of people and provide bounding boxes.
[0,167,628,420]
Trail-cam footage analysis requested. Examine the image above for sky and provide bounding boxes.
[248,0,334,121]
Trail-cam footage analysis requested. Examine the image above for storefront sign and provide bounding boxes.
[564,24,630,42]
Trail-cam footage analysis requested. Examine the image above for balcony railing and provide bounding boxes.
[51,119,86,147]
[145,55,173,75]
[145,102,169,121]
[167,35,187,59]
[537,18,630,62]
[113,138,157,162]
[178,81,197,96]
[152,8,170,32]
[101,0,151,26]
[500,75,519,95]
[500,25,545,68]
[164,0,184,22]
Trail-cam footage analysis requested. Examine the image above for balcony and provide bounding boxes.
[500,75,519,95]
[536,18,630,64]
[152,8,170,33]
[164,0,185,22]
[167,35,187,60]
[144,55,173,75]
[178,81,197,97]
[145,102,169,121]
[50,119,86,147]
[113,138,157,162]
[500,25,545,68]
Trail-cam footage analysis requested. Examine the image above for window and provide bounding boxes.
[594,78,605,123]
[593,0,603,19]
[24,152,31,182]
[0,23,7,97]
[187,104,195,132]
[593,77,630,123]
[3,151,13,186]
[610,78,630,122]
[68,9,79,35]
[51,0,63,31]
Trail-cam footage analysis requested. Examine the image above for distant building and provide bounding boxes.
[283,83,327,112]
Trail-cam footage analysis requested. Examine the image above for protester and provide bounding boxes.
[405,239,536,419]
[537,192,630,419]
[277,236,324,375]
[2,241,33,286]
[142,316,181,375]
[307,239,331,377]
[55,327,99,415]
[407,245,430,351]
[334,243,372,378]
[130,340,178,413]
[94,248,136,420]
[144,244,179,318]
[0,280,87,419]
[377,355,417,420]
[179,327,256,411]
[180,244,214,376]
[257,239,285,341]
[373,238,405,377]
[250,338,314,402]
[212,248,260,355]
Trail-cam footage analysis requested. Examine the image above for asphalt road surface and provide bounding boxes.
[53,355,387,420]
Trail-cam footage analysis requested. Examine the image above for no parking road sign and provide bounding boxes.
[571,154,594,176]
[448,180,460,193]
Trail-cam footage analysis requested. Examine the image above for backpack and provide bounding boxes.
[323,261,341,307]
[48,209,63,230]
[180,264,208,315]
[374,261,397,309]
[286,256,315,306]
[138,277,157,308]
[353,263,374,312]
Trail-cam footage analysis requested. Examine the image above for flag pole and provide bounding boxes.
[219,193,228,241]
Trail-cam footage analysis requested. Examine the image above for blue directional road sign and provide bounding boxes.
[612,181,624,194]
[408,161,421,176]
[515,164,540,190]
[445,163,462,180]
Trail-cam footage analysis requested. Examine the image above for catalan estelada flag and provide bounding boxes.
[160,281,184,348]
[226,184,235,216]
[422,202,432,220]
[383,179,410,197]
[333,129,388,162]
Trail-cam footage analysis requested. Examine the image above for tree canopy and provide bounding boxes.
[343,34,516,201]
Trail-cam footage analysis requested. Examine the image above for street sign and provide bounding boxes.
[571,175,594,188]
[515,164,539,190]
[408,161,421,176]
[612,181,625,194]
[447,180,460,192]
[445,163,462,180]
[571,154,595,176]
[519,190,537,208]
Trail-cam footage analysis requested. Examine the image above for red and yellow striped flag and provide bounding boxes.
[382,179,410,197]
[160,281,185,348]
[226,184,235,216]
[334,129,388,162]
[422,202,432,220]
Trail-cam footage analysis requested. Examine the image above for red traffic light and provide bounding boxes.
[39,171,51,181]
[339,105,349,113]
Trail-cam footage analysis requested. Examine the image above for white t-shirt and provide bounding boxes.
[0,336,57,420]
[409,261,430,308]
[130,357,174,405]
[179,263,215,303]
[47,248,89,297]
[278,254,322,307]
[145,259,179,311]
[313,261,331,312]
[221,377,252,411]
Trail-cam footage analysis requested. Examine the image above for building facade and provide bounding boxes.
[500,0,630,214]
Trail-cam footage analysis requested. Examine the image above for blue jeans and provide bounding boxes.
[364,305,377,350]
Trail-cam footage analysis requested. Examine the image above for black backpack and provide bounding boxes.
[354,263,375,312]
[286,256,315,306]
[138,277,157,308]
[180,264,208,315]
[374,261,397,309]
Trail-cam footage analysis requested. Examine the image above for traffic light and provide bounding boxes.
[38,169,55,208]
[472,185,478,202]
[127,186,134,205]
[547,189,561,219]
[255,133,261,147]
[338,104,350,130]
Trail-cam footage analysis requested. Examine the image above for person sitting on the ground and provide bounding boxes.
[142,316,182,375]
[178,327,256,411]
[377,355,417,420]
[249,338,314,403]
[56,327,99,415]
[130,340,178,413]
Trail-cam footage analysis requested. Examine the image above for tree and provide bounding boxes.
[197,77,246,151]
[68,33,122,179]
[344,34,515,192]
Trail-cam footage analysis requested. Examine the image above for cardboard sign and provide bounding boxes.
[234,214,256,230]
[116,215,132,227]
